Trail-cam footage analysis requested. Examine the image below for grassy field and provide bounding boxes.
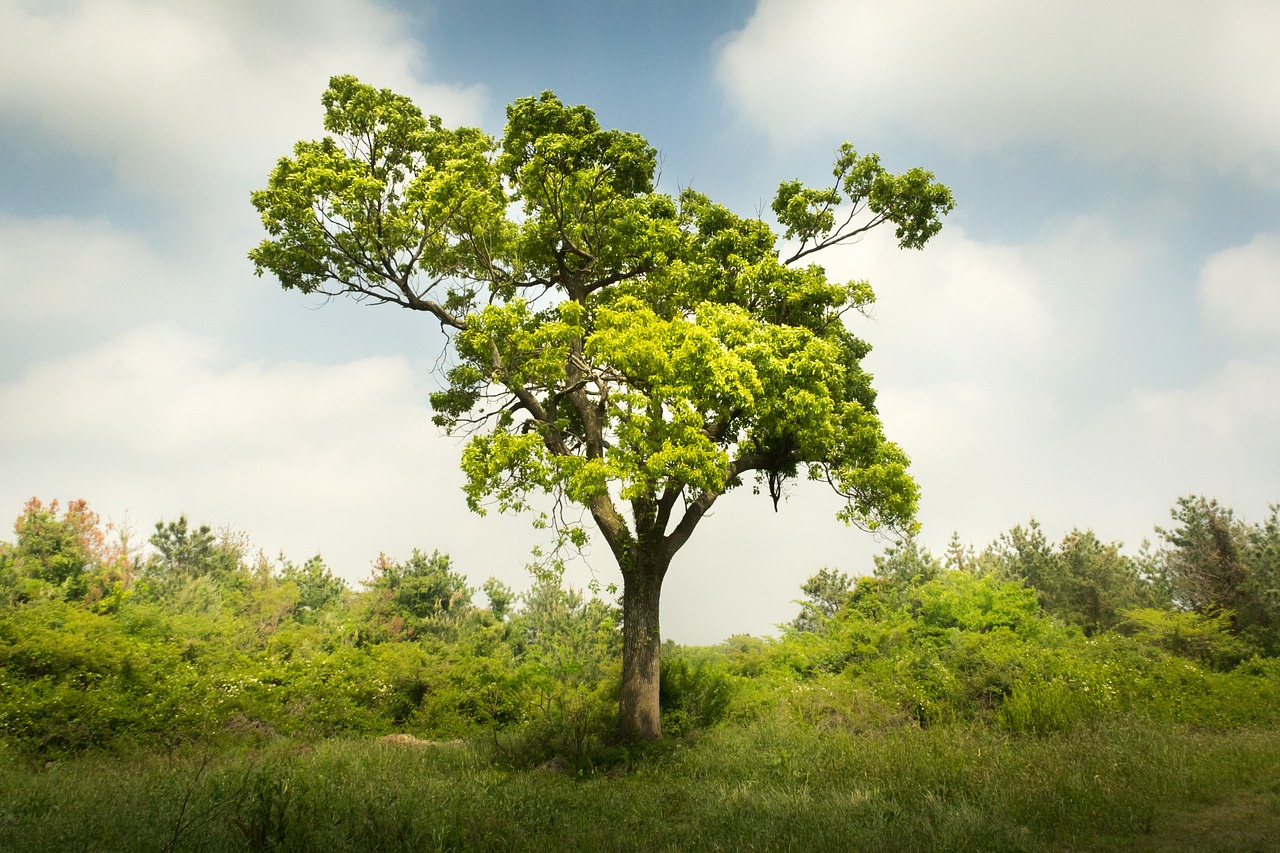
[6,497,1280,850]
[3,718,1279,852]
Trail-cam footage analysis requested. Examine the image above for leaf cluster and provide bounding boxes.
[249,78,958,565]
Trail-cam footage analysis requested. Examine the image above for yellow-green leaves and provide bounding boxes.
[868,166,956,250]
[588,298,748,496]
[456,299,578,388]
[253,76,946,547]
[498,92,677,291]
[826,412,919,532]
[250,76,504,299]
[460,431,550,515]
[321,75,431,150]
[774,142,955,257]
[773,179,841,244]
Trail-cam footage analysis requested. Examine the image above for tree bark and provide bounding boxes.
[618,553,666,741]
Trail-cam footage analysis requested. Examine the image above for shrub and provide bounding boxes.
[1118,607,1258,669]
[659,651,733,736]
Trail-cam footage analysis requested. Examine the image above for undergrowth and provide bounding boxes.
[3,717,1279,852]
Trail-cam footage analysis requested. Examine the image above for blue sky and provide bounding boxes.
[1,0,1278,643]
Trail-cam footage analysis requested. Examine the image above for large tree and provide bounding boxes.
[250,76,953,740]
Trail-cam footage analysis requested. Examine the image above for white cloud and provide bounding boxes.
[1199,233,1280,340]
[0,0,487,223]
[0,216,179,328]
[827,214,1155,389]
[1124,360,1280,448]
[1072,359,1280,531]
[717,0,1280,181]
[0,326,538,586]
[781,215,1244,555]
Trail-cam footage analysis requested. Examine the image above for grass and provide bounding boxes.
[2,718,1279,851]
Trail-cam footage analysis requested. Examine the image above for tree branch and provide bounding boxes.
[663,454,765,557]
[783,212,888,266]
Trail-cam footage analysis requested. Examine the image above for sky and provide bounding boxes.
[1,0,1278,644]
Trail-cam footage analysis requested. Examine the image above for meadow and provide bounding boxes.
[4,720,1279,851]
[2,496,1279,851]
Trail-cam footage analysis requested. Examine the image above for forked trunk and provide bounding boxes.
[618,558,666,741]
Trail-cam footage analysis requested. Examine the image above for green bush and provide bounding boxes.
[0,601,215,753]
[659,651,733,736]
[1118,606,1259,669]
[999,677,1104,734]
[777,674,908,732]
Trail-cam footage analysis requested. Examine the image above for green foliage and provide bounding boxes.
[497,564,622,764]
[0,543,14,605]
[1158,496,1249,612]
[481,577,515,620]
[277,554,346,619]
[362,549,473,641]
[4,722,1280,852]
[910,570,1044,635]
[144,516,243,587]
[773,142,954,253]
[873,534,944,587]
[0,600,212,753]
[1158,496,1280,654]
[658,645,734,737]
[980,521,1153,635]
[772,571,1046,726]
[789,566,855,633]
[1117,607,1258,669]
[12,499,90,590]
[0,499,644,759]
[3,495,1279,765]
[2,505,1280,853]
[1243,504,1280,653]
[716,633,774,677]
[775,675,908,733]
[767,522,1280,735]
[4,499,133,606]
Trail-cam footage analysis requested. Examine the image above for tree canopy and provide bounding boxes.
[249,76,954,739]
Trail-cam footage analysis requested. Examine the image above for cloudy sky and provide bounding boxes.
[2,0,1278,643]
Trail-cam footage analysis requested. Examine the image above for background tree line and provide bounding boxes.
[1,495,1277,762]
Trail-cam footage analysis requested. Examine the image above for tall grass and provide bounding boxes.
[3,718,1278,852]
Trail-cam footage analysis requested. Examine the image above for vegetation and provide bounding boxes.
[2,494,1280,849]
[4,723,1279,852]
[249,76,953,739]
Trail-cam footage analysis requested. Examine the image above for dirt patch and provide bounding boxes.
[379,734,465,749]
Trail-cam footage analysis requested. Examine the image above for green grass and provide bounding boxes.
[3,718,1280,852]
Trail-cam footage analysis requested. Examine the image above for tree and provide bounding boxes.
[790,567,856,633]
[278,554,347,619]
[1242,504,1280,654]
[873,535,944,588]
[1051,529,1149,634]
[6,499,132,605]
[12,498,93,594]
[481,577,515,621]
[982,521,1149,635]
[250,76,953,739]
[363,549,473,640]
[1158,497,1280,654]
[1158,496,1250,615]
[144,516,243,586]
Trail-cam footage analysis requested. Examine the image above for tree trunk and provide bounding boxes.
[618,556,666,741]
